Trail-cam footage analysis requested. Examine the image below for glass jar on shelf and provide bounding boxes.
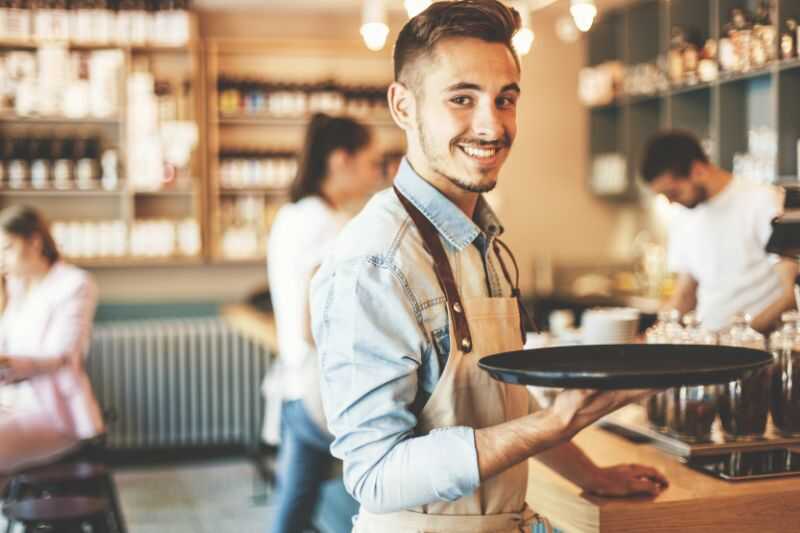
[665,312,719,442]
[717,312,770,441]
[644,310,671,428]
[770,311,800,436]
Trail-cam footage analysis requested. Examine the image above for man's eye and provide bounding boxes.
[497,96,516,107]
[451,96,472,105]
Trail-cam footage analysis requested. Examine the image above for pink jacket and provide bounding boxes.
[1,262,104,442]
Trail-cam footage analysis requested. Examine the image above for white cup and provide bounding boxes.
[581,307,640,344]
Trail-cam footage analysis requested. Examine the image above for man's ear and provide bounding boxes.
[388,81,415,132]
[689,160,708,182]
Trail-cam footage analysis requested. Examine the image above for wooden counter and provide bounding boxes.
[526,427,800,532]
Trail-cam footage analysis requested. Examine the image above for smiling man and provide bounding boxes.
[310,2,667,532]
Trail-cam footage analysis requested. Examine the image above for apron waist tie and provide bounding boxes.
[356,503,552,533]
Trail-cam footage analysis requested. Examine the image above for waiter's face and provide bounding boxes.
[648,172,707,209]
[406,37,520,193]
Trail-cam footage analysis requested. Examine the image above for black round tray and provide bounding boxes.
[478,344,773,389]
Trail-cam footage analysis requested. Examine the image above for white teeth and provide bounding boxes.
[460,145,498,159]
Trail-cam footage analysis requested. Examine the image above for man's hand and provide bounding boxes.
[582,464,668,497]
[550,389,656,439]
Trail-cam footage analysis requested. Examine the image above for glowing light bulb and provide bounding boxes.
[361,22,390,51]
[513,27,535,56]
[361,0,389,51]
[404,0,431,18]
[510,1,534,56]
[570,0,597,32]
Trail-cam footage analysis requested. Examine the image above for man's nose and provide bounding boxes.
[472,101,504,140]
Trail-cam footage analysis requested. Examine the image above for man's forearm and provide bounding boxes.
[474,409,568,482]
[752,291,796,333]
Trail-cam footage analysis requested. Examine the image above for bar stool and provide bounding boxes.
[3,496,110,533]
[4,462,125,533]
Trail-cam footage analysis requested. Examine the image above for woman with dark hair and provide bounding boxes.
[266,113,383,533]
[0,205,103,473]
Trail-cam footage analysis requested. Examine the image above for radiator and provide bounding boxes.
[86,318,273,450]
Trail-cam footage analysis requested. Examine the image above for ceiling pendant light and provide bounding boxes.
[570,0,597,32]
[510,1,534,56]
[361,0,389,51]
[404,0,432,18]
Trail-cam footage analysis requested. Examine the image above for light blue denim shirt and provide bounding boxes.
[310,158,514,513]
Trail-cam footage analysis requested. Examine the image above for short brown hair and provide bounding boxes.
[641,130,709,183]
[393,0,521,86]
[0,205,61,264]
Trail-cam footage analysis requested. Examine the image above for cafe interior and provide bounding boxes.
[1,0,800,532]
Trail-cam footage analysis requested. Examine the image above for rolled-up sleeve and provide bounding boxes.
[311,255,481,513]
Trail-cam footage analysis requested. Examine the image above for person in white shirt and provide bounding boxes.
[641,130,797,332]
[0,205,103,474]
[266,113,384,533]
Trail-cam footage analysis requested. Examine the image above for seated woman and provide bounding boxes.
[0,205,103,474]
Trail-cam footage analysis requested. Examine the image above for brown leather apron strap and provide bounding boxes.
[393,186,474,353]
[493,238,538,340]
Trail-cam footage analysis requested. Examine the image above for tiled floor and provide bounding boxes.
[117,459,274,533]
[2,458,276,533]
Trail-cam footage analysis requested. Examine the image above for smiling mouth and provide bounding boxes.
[457,144,503,163]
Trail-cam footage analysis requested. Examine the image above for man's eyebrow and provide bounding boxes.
[444,82,521,94]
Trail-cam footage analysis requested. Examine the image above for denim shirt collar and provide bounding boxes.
[393,158,504,252]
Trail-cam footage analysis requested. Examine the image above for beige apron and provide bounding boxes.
[352,188,552,533]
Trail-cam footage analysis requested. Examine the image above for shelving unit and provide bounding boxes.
[586,0,800,200]
[0,14,207,267]
[205,38,404,264]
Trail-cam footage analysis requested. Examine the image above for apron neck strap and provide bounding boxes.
[493,238,538,339]
[393,186,473,354]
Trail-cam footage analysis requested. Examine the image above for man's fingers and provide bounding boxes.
[627,465,669,486]
[625,477,663,496]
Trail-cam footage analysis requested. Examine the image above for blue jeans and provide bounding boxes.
[269,399,337,533]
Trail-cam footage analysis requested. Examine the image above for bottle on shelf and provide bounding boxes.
[33,0,69,42]
[69,0,94,44]
[7,136,29,189]
[52,136,74,189]
[753,1,777,64]
[75,135,100,189]
[1,0,31,41]
[668,27,687,84]
[782,19,798,60]
[29,136,53,189]
[100,146,118,190]
[128,0,149,46]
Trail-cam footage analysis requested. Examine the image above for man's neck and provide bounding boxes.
[704,167,733,200]
[405,155,480,219]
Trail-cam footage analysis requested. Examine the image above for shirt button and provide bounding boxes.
[453,302,463,314]
[461,338,472,352]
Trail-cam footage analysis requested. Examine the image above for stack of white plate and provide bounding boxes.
[581,307,640,344]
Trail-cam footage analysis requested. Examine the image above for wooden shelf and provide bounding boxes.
[0,114,120,124]
[72,256,205,268]
[216,114,396,129]
[132,189,196,197]
[0,188,123,197]
[0,38,199,53]
[219,187,289,196]
[210,256,266,266]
